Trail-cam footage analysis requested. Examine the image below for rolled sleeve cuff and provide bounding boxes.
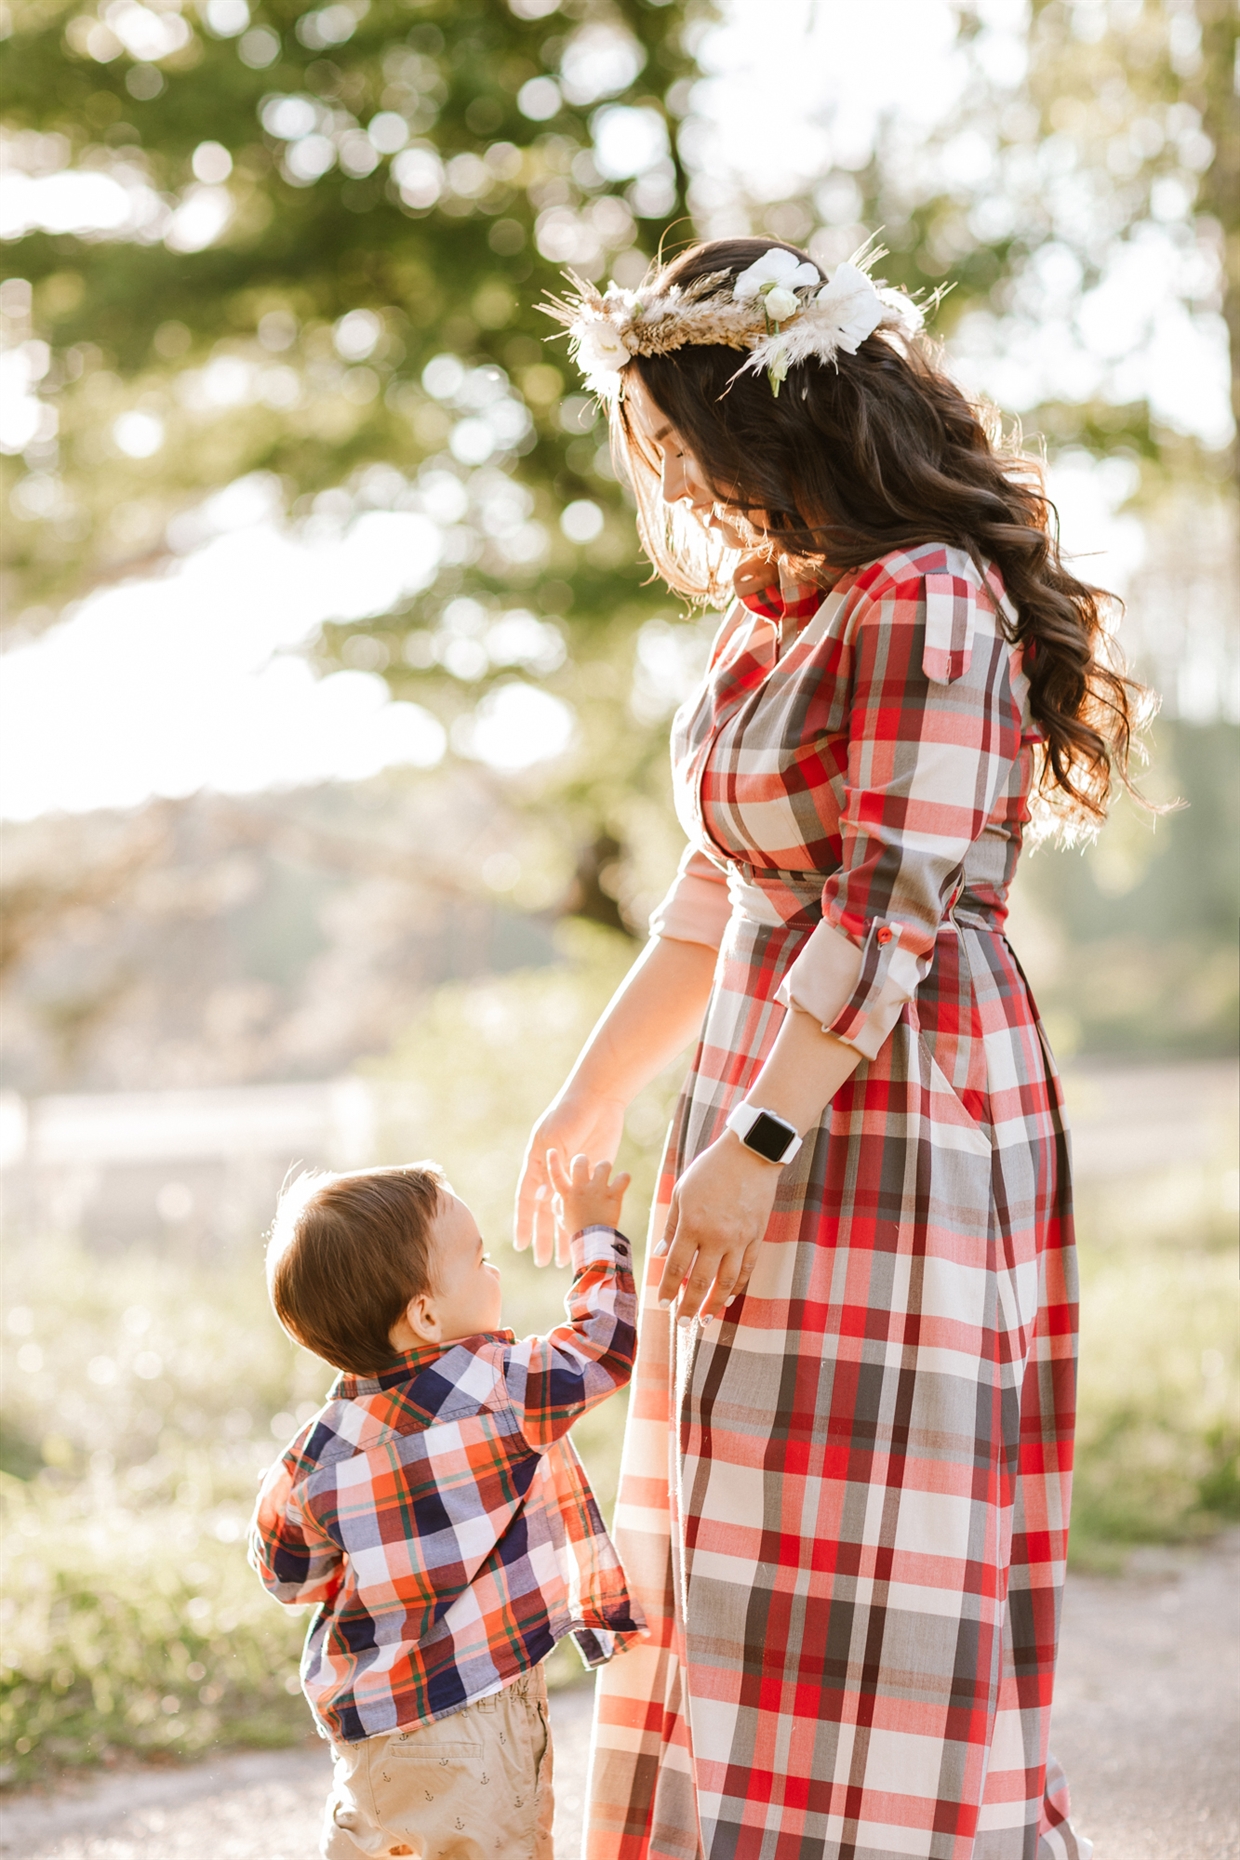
[647,846,732,950]
[775,918,927,1061]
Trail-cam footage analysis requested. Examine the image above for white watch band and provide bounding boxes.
[725,1101,803,1165]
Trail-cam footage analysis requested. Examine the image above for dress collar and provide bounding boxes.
[737,580,825,625]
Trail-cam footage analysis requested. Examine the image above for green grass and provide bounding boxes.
[1,926,1236,1780]
[0,1239,315,1783]
[1069,1155,1239,1565]
[0,1480,308,1777]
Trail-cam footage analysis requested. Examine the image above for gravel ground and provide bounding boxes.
[6,1533,1236,1860]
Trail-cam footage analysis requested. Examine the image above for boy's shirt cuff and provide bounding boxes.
[569,1224,632,1271]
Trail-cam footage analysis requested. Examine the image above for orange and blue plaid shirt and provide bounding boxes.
[248,1224,643,1744]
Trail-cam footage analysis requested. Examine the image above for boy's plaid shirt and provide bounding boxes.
[248,1225,644,1744]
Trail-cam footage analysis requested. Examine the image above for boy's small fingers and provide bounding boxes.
[570,1151,590,1181]
[612,1171,631,1195]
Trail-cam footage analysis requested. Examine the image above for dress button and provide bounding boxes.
[876,925,894,945]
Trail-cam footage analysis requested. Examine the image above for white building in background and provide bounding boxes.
[0,1077,392,1252]
[2,1062,1236,1255]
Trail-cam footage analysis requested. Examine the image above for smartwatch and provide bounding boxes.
[725,1101,803,1166]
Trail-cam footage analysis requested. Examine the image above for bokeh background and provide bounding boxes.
[1,0,1237,1791]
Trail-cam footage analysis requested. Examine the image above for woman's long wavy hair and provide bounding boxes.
[613,237,1147,831]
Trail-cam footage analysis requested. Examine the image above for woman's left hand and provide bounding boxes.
[656,1132,782,1324]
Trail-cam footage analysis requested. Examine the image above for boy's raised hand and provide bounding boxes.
[547,1149,630,1241]
[254,1458,295,1534]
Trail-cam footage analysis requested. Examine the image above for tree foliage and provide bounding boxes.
[2,0,695,623]
[753,0,1235,479]
[2,0,1234,925]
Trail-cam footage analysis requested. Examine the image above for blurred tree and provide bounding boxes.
[1,0,695,625]
[750,0,1235,485]
[2,0,1235,942]
[957,0,1234,477]
[3,0,711,920]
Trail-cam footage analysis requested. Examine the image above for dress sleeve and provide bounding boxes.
[648,844,732,950]
[776,563,1022,1060]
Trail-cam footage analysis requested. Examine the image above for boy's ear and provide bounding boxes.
[398,1291,441,1347]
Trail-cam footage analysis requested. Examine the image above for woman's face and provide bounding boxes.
[624,372,750,550]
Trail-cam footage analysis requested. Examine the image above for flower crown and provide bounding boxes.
[543,242,924,401]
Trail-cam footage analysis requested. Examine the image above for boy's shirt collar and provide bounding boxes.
[326,1229,629,1402]
[330,1331,514,1400]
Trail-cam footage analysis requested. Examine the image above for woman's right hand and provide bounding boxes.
[513,1091,627,1266]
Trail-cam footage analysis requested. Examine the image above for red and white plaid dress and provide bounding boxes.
[586,544,1089,1860]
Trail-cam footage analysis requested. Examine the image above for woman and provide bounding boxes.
[515,238,1137,1860]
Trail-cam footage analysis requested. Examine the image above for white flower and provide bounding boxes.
[764,337,791,396]
[813,260,885,354]
[571,316,632,396]
[763,285,801,322]
[733,247,820,302]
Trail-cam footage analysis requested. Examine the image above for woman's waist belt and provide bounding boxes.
[724,860,828,928]
[723,861,1007,936]
[952,890,1008,933]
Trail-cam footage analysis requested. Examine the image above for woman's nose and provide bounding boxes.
[661,451,690,507]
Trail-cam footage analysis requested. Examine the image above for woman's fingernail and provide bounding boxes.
[701,1314,714,1326]
[652,1239,668,1257]
[658,1297,671,1309]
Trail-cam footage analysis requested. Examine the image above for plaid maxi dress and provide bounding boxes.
[586,543,1088,1860]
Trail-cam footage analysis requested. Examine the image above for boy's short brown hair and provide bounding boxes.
[266,1164,446,1375]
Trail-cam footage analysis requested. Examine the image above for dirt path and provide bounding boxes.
[6,1533,1236,1859]
[1048,1532,1239,1859]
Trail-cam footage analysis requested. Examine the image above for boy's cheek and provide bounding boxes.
[485,1270,505,1325]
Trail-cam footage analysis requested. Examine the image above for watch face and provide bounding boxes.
[744,1110,795,1163]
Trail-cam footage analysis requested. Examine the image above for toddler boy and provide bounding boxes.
[248,1151,642,1860]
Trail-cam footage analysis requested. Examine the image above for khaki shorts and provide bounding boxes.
[321,1667,554,1860]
